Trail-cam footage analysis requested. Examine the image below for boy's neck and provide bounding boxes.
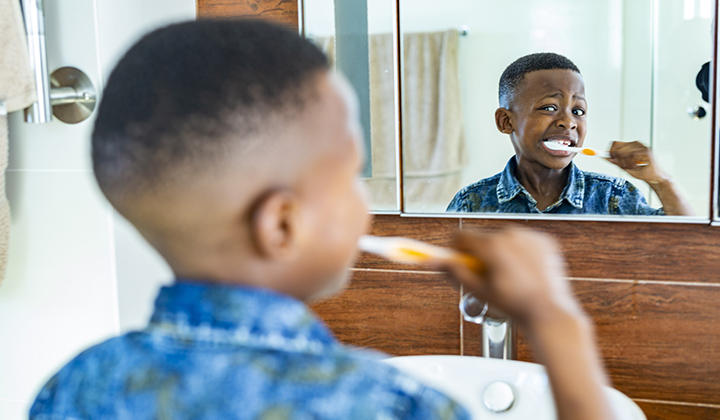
[514,159,570,211]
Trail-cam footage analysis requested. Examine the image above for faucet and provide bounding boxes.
[460,293,516,359]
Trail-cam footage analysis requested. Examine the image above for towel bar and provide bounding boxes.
[22,0,96,124]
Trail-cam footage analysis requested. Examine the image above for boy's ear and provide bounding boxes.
[249,189,300,261]
[495,108,514,134]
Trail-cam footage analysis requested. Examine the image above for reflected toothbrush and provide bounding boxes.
[357,235,483,272]
[543,142,610,158]
[543,142,649,166]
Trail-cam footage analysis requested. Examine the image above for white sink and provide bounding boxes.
[383,355,646,420]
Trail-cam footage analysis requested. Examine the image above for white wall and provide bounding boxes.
[94,0,194,333]
[0,2,193,419]
[652,0,712,216]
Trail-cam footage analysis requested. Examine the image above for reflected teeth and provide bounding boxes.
[545,139,572,146]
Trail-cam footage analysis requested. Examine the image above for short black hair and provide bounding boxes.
[92,19,329,202]
[498,52,580,108]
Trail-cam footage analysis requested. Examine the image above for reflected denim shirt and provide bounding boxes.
[447,157,664,215]
[30,281,469,420]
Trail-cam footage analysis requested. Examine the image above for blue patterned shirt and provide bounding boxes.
[30,281,469,420]
[447,157,663,215]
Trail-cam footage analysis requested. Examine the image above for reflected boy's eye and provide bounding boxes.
[573,108,586,116]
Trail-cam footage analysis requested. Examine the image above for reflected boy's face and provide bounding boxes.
[504,69,587,170]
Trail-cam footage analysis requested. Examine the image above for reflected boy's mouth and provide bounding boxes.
[542,136,577,147]
[541,136,578,157]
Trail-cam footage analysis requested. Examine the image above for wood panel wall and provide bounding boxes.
[197,1,720,418]
[313,215,720,420]
[196,0,298,29]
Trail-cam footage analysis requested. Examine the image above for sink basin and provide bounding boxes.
[383,355,646,420]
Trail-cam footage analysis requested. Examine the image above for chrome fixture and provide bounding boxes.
[687,105,707,120]
[22,0,96,124]
[22,0,51,123]
[49,67,97,124]
[460,293,515,359]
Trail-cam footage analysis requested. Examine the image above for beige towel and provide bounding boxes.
[1,0,37,111]
[1,0,37,285]
[0,105,10,285]
[400,30,465,178]
[316,31,465,210]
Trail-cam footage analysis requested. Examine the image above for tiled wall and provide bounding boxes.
[0,2,115,417]
[0,2,193,419]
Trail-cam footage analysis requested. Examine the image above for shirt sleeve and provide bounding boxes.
[616,181,665,216]
[28,373,64,420]
[447,186,476,212]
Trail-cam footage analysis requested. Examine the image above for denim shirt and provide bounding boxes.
[446,157,663,215]
[30,281,469,420]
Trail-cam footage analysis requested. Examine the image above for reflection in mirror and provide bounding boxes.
[400,0,713,218]
[303,0,399,211]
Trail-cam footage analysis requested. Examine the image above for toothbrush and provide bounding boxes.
[543,142,610,158]
[357,235,483,272]
[544,142,649,166]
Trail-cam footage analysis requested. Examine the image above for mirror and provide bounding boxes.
[399,0,713,219]
[303,0,401,211]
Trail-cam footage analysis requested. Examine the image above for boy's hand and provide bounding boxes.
[607,140,668,185]
[437,229,581,325]
[606,140,695,216]
[438,229,615,420]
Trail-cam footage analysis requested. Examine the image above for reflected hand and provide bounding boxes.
[607,140,667,184]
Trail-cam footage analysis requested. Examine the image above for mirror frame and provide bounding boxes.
[300,0,719,225]
[714,0,720,225]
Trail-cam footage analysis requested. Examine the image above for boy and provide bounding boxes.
[447,52,694,216]
[30,21,613,420]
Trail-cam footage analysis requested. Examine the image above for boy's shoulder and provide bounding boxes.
[30,331,470,420]
[451,172,502,203]
[461,172,503,193]
[447,172,502,212]
[577,168,631,190]
[29,333,143,419]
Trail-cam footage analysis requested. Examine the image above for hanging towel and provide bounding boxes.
[361,30,467,210]
[1,0,37,110]
[396,30,466,211]
[316,31,466,210]
[1,0,37,285]
[400,30,465,177]
[0,103,10,286]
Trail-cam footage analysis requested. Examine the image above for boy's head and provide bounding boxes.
[92,20,371,301]
[495,52,587,171]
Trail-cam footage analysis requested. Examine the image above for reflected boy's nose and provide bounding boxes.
[555,110,577,130]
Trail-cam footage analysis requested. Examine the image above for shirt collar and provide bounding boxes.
[148,280,337,352]
[496,157,585,209]
[497,157,526,204]
[563,162,585,209]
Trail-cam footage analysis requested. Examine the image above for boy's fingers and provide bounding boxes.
[441,257,488,297]
[609,141,653,169]
[454,229,496,257]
